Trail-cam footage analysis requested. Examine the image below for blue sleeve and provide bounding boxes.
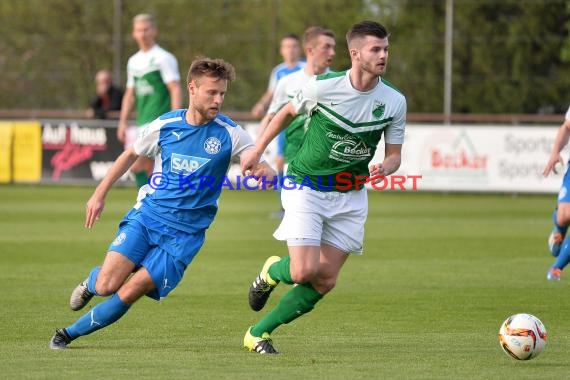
[276,130,286,156]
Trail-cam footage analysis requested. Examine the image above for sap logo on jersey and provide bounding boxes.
[170,153,210,174]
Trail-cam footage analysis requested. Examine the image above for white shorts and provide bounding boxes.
[124,125,140,149]
[274,179,368,254]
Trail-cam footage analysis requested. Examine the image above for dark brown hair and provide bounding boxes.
[346,21,389,46]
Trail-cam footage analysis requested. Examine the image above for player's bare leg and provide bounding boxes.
[141,156,154,177]
[130,156,154,188]
[312,244,349,294]
[70,251,136,311]
[51,267,155,349]
[548,202,570,280]
[548,203,570,257]
[245,244,348,354]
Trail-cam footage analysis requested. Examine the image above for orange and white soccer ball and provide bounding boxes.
[498,313,548,360]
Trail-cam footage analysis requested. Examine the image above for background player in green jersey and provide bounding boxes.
[241,20,406,354]
[259,26,336,168]
[118,14,182,188]
[251,33,306,218]
[258,26,336,218]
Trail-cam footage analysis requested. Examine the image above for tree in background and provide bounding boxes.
[0,0,568,114]
[0,0,116,109]
[451,0,570,114]
[378,0,446,113]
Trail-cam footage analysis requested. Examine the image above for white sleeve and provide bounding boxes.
[159,52,180,84]
[565,106,570,121]
[384,97,407,145]
[133,120,162,158]
[267,65,279,92]
[267,77,290,114]
[126,58,135,89]
[290,76,318,116]
[227,125,255,158]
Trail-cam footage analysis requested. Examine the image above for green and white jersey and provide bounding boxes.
[126,44,180,126]
[288,69,406,191]
[268,69,314,162]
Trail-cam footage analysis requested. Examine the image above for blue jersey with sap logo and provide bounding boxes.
[132,109,254,233]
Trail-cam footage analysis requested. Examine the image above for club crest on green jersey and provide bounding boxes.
[372,101,385,119]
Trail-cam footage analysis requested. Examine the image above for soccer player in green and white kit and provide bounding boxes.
[118,14,182,188]
[241,20,406,354]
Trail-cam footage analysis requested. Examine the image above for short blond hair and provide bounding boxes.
[133,13,155,27]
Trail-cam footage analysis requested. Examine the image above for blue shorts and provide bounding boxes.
[108,208,205,301]
[558,165,570,204]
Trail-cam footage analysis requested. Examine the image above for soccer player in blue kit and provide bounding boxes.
[543,105,570,281]
[49,58,276,349]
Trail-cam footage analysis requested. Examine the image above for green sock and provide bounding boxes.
[251,283,323,336]
[134,171,148,188]
[268,256,294,285]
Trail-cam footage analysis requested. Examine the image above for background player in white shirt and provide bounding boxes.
[49,58,275,349]
[241,21,406,354]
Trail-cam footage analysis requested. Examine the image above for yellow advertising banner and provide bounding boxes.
[0,122,14,183]
[12,121,42,183]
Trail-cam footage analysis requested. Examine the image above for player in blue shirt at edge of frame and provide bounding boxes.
[544,106,570,281]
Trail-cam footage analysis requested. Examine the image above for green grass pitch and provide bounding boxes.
[1,185,569,379]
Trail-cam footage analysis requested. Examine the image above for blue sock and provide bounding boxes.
[552,210,568,235]
[87,266,101,295]
[553,236,570,270]
[66,293,130,339]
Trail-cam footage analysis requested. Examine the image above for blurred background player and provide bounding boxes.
[258,26,336,218]
[251,33,305,217]
[49,57,276,350]
[250,33,305,119]
[543,105,570,281]
[241,21,406,354]
[117,13,182,188]
[85,69,123,119]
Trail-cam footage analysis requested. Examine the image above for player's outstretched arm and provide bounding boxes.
[167,81,182,110]
[252,160,278,189]
[117,88,135,143]
[85,148,139,228]
[369,143,402,183]
[543,119,570,177]
[257,112,275,142]
[241,102,295,175]
[251,90,273,119]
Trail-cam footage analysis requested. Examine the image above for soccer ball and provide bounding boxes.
[498,313,548,360]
